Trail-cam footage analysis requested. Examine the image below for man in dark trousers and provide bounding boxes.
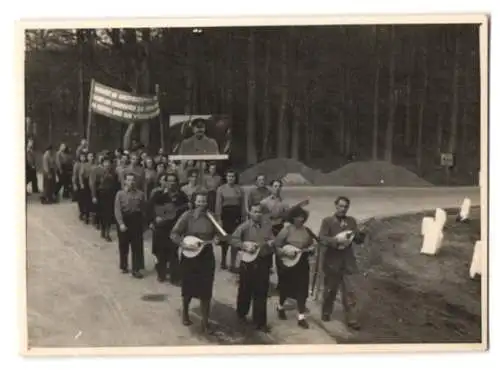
[231,203,275,332]
[26,138,39,195]
[148,172,189,284]
[318,196,367,330]
[114,173,146,279]
[89,154,105,230]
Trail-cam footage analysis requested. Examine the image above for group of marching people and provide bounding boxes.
[30,137,369,335]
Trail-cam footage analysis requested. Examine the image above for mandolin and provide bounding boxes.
[278,244,317,268]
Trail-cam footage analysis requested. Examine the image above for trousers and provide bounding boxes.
[117,212,145,272]
[237,255,272,326]
[322,271,359,322]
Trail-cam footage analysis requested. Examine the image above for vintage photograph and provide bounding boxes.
[22,15,488,355]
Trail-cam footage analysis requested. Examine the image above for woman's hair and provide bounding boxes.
[159,171,179,185]
[225,168,239,184]
[190,190,208,207]
[270,179,283,187]
[286,206,309,224]
[187,168,199,179]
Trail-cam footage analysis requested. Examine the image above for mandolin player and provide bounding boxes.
[318,196,367,330]
[231,203,275,332]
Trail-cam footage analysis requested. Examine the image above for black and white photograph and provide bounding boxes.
[21,14,488,355]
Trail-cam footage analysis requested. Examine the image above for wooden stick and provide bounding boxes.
[86,78,96,147]
[155,84,165,151]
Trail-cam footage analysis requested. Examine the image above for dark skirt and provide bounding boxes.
[221,205,242,234]
[180,245,215,300]
[276,253,310,302]
[98,189,115,225]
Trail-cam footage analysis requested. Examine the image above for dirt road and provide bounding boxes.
[26,186,480,348]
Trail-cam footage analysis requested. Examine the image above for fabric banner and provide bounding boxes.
[90,81,160,122]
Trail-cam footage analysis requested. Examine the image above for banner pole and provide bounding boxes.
[86,78,96,148]
[155,84,165,152]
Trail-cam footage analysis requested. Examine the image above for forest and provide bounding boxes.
[24,24,481,185]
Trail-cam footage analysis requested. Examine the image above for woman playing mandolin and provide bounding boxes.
[170,191,218,333]
[273,206,315,329]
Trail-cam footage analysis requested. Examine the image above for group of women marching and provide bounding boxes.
[37,138,365,335]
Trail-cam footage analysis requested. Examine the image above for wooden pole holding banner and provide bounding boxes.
[86,78,96,148]
[155,84,165,151]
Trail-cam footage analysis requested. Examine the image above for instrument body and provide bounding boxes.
[239,241,261,263]
[179,211,228,259]
[180,235,213,258]
[279,244,316,268]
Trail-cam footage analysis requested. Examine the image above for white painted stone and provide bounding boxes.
[469,240,482,279]
[435,208,447,230]
[420,224,444,256]
[421,217,435,236]
[459,197,471,221]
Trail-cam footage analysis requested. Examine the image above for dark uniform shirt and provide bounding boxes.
[318,215,362,274]
[148,188,189,228]
[55,151,72,172]
[99,168,119,192]
[89,165,105,199]
[178,135,220,155]
[114,188,146,226]
[42,151,56,175]
[26,148,36,169]
[231,219,275,257]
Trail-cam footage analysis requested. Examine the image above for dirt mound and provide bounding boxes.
[318,160,432,187]
[240,158,432,187]
[239,158,322,184]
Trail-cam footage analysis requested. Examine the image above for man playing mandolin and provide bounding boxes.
[318,196,368,330]
[231,203,275,332]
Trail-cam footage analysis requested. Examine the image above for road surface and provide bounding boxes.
[25,186,480,349]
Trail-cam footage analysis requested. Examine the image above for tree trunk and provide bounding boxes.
[276,35,289,158]
[372,26,380,160]
[225,32,234,119]
[404,75,412,148]
[384,26,397,163]
[138,29,152,147]
[448,31,461,158]
[261,38,272,158]
[404,46,415,148]
[76,30,85,136]
[417,43,428,171]
[291,105,300,160]
[436,109,443,155]
[184,34,194,115]
[246,30,258,165]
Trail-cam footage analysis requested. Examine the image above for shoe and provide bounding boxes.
[105,235,112,242]
[298,319,309,329]
[220,262,228,270]
[347,321,361,330]
[255,324,271,333]
[121,268,129,274]
[182,315,192,326]
[229,266,239,274]
[277,308,287,320]
[157,276,166,283]
[132,271,144,279]
[321,314,331,322]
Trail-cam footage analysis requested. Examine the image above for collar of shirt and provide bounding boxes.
[193,209,207,220]
[249,219,262,229]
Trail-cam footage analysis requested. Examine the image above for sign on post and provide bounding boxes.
[440,152,455,167]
